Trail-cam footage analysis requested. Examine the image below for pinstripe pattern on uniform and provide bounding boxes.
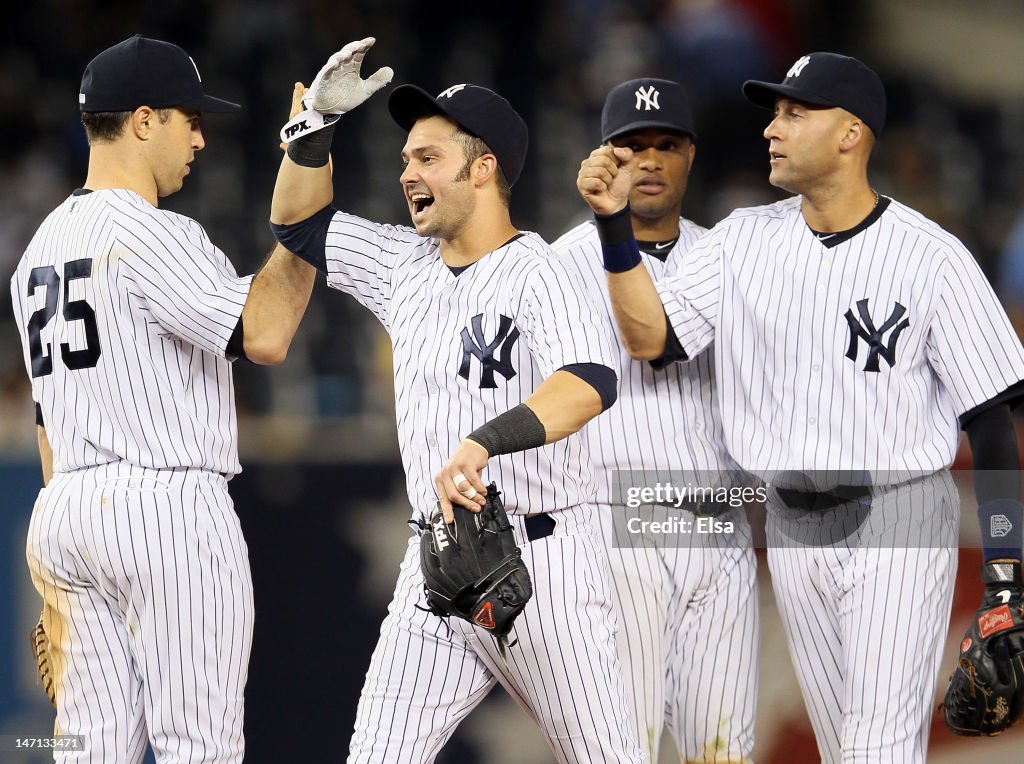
[661,536,758,762]
[13,186,257,761]
[766,473,959,763]
[348,535,496,763]
[646,194,1024,761]
[351,510,641,764]
[11,189,251,477]
[26,463,253,763]
[322,212,642,761]
[655,196,1024,476]
[552,219,732,486]
[321,212,617,517]
[552,220,758,761]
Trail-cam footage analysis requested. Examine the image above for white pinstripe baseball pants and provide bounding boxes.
[26,463,254,763]
[348,505,645,764]
[765,473,959,764]
[597,504,759,763]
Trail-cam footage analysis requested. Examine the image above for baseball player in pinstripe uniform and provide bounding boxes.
[553,78,757,763]
[11,36,316,762]
[273,39,643,763]
[578,52,1024,762]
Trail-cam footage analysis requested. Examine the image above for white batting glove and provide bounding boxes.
[281,37,394,144]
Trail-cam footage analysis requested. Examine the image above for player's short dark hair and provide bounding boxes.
[451,127,511,206]
[81,108,173,144]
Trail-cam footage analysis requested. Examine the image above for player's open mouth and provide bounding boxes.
[410,192,434,219]
[769,152,785,162]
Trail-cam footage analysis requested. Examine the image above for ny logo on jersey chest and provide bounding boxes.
[844,299,910,372]
[459,314,520,388]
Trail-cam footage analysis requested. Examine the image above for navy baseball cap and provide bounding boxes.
[387,83,528,186]
[743,52,886,136]
[79,35,240,114]
[601,78,697,143]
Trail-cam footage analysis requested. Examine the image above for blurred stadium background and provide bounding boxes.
[2,0,1024,761]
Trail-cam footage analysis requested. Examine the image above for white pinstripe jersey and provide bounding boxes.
[552,218,738,504]
[320,212,616,516]
[11,189,251,475]
[656,195,1024,476]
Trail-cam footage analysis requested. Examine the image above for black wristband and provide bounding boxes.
[466,403,546,457]
[595,205,641,272]
[286,117,339,168]
[594,205,634,245]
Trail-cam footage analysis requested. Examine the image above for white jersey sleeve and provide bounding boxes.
[517,253,618,375]
[323,212,425,330]
[655,225,726,358]
[116,207,251,357]
[926,241,1024,414]
[551,219,739,501]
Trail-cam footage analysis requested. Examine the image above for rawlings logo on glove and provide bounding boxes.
[419,483,533,651]
[941,561,1024,736]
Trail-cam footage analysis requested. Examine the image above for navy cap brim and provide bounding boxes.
[742,80,838,111]
[190,94,241,113]
[388,85,442,130]
[603,119,697,143]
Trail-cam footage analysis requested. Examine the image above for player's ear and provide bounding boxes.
[473,153,499,188]
[131,107,156,140]
[838,117,865,153]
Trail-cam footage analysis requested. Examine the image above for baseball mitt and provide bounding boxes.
[942,560,1024,736]
[419,483,533,649]
[30,611,56,708]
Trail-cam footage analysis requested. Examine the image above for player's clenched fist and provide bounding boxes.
[577,145,633,216]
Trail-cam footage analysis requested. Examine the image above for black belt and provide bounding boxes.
[775,485,872,511]
[524,513,556,541]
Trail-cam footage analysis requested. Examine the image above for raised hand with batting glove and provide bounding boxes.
[280,37,393,145]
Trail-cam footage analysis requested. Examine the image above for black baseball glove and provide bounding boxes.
[942,560,1024,736]
[419,483,533,649]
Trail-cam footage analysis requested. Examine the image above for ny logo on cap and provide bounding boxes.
[787,55,811,78]
[438,84,467,99]
[634,85,660,111]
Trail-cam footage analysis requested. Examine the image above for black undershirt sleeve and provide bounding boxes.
[960,379,1024,428]
[559,363,618,411]
[965,403,1020,503]
[648,313,689,371]
[269,205,335,273]
[965,399,1023,560]
[225,316,248,363]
